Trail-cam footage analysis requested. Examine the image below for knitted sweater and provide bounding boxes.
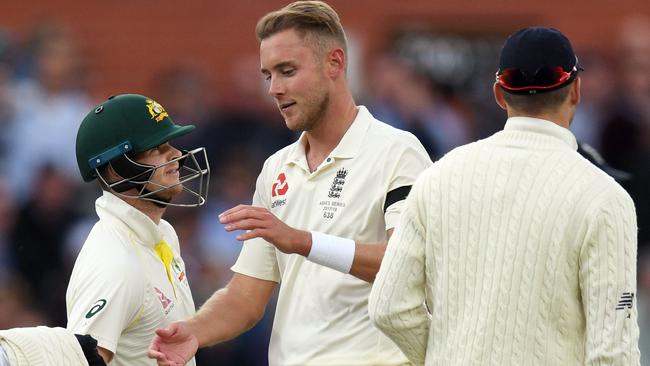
[0,326,88,366]
[369,117,640,366]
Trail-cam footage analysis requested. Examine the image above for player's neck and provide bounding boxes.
[122,196,166,224]
[304,93,357,170]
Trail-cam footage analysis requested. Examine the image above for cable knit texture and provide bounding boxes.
[0,326,88,366]
[369,117,640,366]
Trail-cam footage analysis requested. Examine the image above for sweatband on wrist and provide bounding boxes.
[308,231,356,273]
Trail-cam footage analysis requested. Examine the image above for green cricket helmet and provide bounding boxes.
[76,93,210,207]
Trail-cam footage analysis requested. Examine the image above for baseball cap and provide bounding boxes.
[76,94,195,182]
[496,26,582,95]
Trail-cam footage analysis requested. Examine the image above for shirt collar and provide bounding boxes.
[504,116,578,150]
[95,191,163,247]
[285,106,372,165]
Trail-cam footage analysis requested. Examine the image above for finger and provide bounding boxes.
[224,218,268,232]
[219,204,253,218]
[147,348,165,360]
[235,229,266,241]
[220,207,269,225]
[155,326,176,338]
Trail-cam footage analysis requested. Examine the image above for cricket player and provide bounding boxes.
[148,1,432,365]
[369,27,640,365]
[67,93,210,366]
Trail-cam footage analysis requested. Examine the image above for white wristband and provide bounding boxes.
[307,231,356,273]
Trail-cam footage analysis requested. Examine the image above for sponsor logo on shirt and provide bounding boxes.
[271,172,289,209]
[272,173,289,197]
[154,287,174,315]
[85,299,107,319]
[616,292,634,318]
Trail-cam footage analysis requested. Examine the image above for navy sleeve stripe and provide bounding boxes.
[383,185,412,212]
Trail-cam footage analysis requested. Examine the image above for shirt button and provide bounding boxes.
[326,158,331,162]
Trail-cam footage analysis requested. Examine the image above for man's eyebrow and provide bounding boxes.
[261,61,294,74]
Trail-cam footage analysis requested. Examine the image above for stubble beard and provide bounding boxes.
[288,86,330,133]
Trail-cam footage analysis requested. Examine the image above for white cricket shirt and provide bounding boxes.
[370,117,640,365]
[66,191,196,366]
[232,106,432,366]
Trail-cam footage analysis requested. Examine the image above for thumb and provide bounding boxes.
[155,322,179,338]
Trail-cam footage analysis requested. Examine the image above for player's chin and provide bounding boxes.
[165,182,184,196]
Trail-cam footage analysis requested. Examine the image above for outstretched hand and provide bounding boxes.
[147,321,199,366]
[220,204,311,256]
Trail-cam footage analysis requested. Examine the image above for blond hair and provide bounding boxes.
[256,1,347,55]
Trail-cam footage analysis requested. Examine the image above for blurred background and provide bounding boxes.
[0,0,648,364]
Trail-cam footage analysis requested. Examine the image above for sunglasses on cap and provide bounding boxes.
[496,58,581,93]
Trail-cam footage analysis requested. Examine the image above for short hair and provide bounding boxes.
[256,1,347,55]
[501,81,573,115]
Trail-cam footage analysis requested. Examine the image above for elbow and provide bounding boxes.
[242,303,266,332]
[367,293,394,333]
[369,308,394,333]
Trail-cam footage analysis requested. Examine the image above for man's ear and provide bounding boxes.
[493,82,508,111]
[326,48,346,78]
[100,162,120,183]
[569,77,581,106]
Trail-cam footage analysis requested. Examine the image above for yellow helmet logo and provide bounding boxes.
[146,99,169,123]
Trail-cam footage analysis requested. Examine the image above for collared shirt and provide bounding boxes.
[370,116,640,365]
[66,191,195,366]
[232,106,433,366]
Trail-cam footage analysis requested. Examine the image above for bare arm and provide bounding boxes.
[190,273,276,347]
[220,204,392,283]
[97,347,113,364]
[148,273,276,365]
[348,229,393,282]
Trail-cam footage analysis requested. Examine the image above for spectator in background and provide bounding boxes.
[4,22,90,202]
[0,30,16,162]
[365,51,474,159]
[570,53,616,150]
[211,54,295,170]
[9,164,78,326]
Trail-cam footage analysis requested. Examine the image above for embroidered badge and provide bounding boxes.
[145,99,169,122]
[328,168,348,199]
[154,287,174,314]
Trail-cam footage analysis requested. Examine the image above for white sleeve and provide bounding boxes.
[369,171,430,365]
[383,134,432,230]
[231,159,281,283]
[580,187,640,365]
[66,261,144,353]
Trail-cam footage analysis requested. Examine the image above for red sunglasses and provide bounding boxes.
[496,64,579,92]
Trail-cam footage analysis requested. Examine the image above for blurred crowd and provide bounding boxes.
[0,17,648,365]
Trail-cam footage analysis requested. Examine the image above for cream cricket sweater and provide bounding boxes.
[0,326,88,366]
[369,117,640,366]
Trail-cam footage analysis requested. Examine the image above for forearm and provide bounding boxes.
[188,275,274,348]
[187,288,260,347]
[369,243,429,364]
[349,243,386,282]
[303,229,388,282]
[369,203,429,364]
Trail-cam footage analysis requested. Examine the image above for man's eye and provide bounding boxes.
[281,69,295,76]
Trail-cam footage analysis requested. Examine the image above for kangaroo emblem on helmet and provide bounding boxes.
[146,98,169,122]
